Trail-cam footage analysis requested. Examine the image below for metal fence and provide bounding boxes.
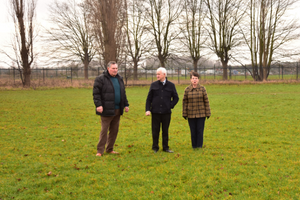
[0,63,299,85]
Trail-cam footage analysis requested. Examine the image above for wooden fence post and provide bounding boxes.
[178,67,180,84]
[296,62,298,80]
[214,65,216,80]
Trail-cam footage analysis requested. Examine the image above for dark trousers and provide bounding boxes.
[97,109,120,154]
[151,113,171,151]
[188,117,206,148]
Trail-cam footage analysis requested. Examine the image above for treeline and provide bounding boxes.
[2,0,300,86]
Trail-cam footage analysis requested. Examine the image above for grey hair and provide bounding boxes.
[157,67,167,77]
[107,61,118,68]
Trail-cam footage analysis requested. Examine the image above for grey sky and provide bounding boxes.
[0,0,55,66]
[0,0,83,67]
[1,0,300,67]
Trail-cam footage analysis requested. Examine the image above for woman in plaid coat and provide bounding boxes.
[182,71,211,149]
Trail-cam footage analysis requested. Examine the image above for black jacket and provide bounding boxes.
[93,71,129,116]
[146,79,179,114]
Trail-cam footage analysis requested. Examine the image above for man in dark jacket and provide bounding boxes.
[145,67,179,153]
[93,61,129,157]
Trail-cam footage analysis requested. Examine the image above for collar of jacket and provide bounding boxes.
[187,84,201,91]
[103,70,119,78]
[157,77,168,85]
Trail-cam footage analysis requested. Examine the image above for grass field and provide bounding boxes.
[1,83,300,199]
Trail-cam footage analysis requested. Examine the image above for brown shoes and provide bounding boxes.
[96,151,119,156]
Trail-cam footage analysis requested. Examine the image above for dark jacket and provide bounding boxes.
[93,71,129,116]
[146,79,179,114]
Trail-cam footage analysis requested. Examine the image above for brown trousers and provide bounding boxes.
[97,109,121,154]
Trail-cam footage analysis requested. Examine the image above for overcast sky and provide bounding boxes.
[1,0,300,67]
[0,0,84,67]
[0,0,56,67]
[0,0,53,42]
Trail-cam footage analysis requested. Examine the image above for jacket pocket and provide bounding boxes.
[164,87,173,96]
[152,88,160,97]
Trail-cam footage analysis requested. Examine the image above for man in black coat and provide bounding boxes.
[145,67,179,153]
[93,61,129,157]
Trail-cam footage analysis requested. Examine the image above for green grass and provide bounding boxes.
[1,83,300,199]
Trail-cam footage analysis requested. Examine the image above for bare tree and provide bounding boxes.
[45,0,96,79]
[144,0,183,68]
[5,0,37,87]
[180,0,207,72]
[84,0,105,69]
[241,0,300,81]
[204,0,246,80]
[124,0,151,80]
[85,0,127,66]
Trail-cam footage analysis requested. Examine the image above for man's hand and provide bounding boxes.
[96,106,103,113]
[145,111,151,116]
[125,107,129,112]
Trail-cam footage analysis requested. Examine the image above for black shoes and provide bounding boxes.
[153,149,174,153]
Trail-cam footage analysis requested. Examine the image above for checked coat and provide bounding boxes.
[182,84,211,118]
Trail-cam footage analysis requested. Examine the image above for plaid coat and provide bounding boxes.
[182,84,211,118]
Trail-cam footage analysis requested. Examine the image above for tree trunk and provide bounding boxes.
[103,36,117,65]
[252,65,259,81]
[263,66,268,81]
[158,57,165,68]
[23,67,31,87]
[18,2,31,87]
[133,60,138,80]
[193,59,198,72]
[84,59,89,80]
[100,0,118,65]
[221,61,228,80]
[258,64,264,81]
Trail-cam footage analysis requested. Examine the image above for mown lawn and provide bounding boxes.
[0,83,300,199]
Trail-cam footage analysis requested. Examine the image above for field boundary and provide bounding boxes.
[1,78,300,90]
